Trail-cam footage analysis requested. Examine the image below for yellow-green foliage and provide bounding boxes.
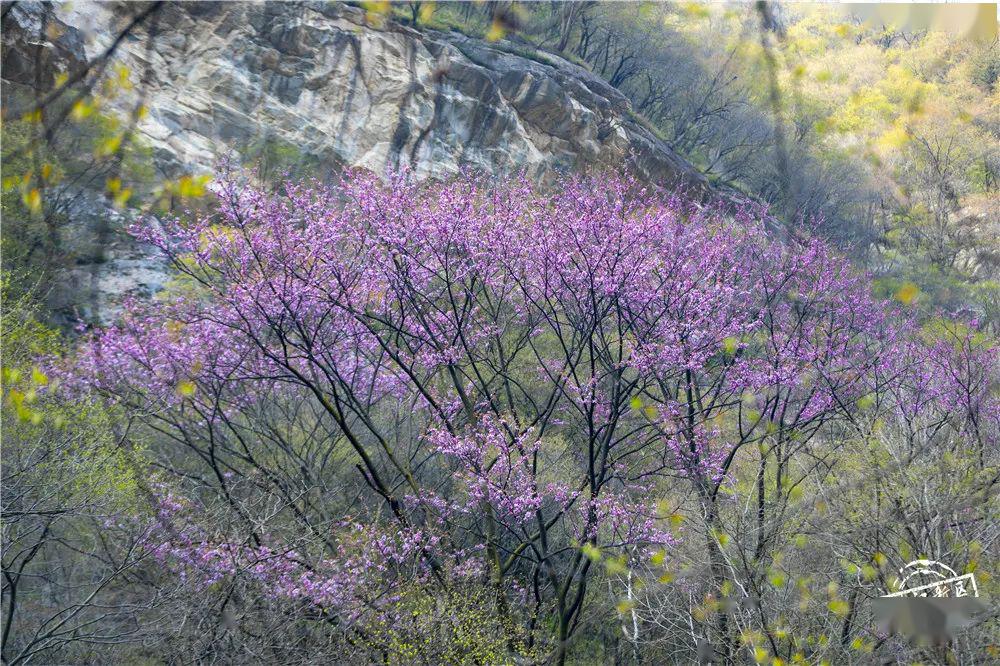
[1,284,147,513]
[359,584,539,665]
[1,85,154,302]
[1,120,58,294]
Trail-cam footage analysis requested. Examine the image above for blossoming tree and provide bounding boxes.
[60,170,998,663]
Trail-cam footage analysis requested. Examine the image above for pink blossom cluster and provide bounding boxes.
[428,416,574,524]
[149,490,437,623]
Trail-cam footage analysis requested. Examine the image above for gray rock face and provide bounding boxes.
[56,0,706,186]
[3,0,710,324]
[51,193,171,326]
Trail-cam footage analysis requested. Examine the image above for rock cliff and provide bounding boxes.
[3,0,710,323]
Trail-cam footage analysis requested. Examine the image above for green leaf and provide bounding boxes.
[827,599,850,617]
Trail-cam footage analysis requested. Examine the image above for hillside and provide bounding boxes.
[3,0,724,324]
[1,3,998,666]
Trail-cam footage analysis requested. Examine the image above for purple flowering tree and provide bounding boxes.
[58,170,998,663]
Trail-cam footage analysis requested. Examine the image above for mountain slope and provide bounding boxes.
[8,0,709,187]
[3,0,719,324]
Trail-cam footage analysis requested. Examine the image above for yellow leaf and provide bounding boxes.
[362,0,390,26]
[629,395,642,411]
[116,64,132,89]
[605,555,627,575]
[657,571,675,584]
[856,393,875,410]
[8,389,25,408]
[644,404,658,419]
[581,543,601,561]
[485,20,506,42]
[877,125,911,151]
[176,380,197,398]
[894,282,919,305]
[15,403,33,422]
[106,177,122,194]
[23,188,42,215]
[682,2,711,19]
[361,0,390,13]
[71,99,94,121]
[96,134,123,157]
[113,188,133,209]
[615,598,635,615]
[31,368,48,386]
[418,2,435,23]
[175,174,211,198]
[650,550,666,566]
[827,599,850,617]
[41,163,52,181]
[754,646,769,663]
[722,336,739,354]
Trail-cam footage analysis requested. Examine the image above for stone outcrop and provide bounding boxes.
[48,0,706,185]
[2,1,710,324]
